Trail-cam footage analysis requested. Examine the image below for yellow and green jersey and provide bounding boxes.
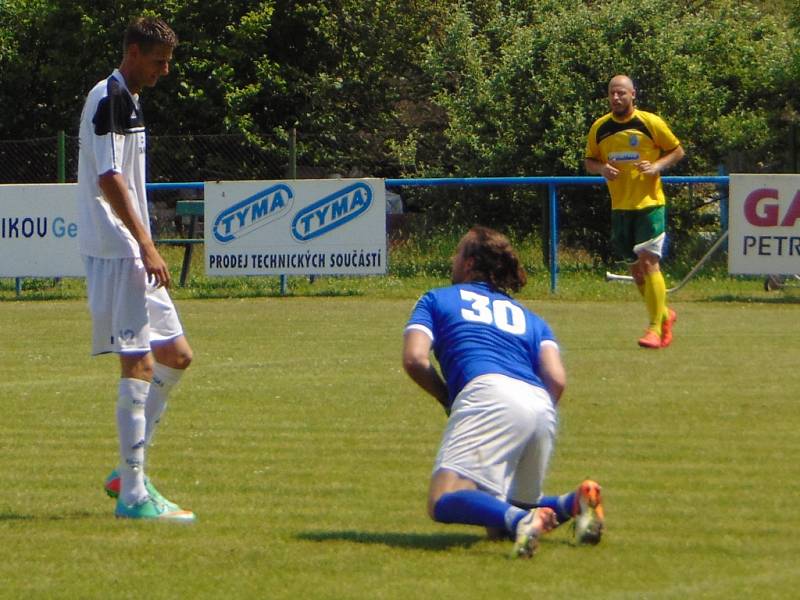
[585,109,681,210]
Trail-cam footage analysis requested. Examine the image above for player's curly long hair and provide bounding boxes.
[124,17,178,52]
[458,225,527,294]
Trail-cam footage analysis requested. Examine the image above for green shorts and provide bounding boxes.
[611,206,666,261]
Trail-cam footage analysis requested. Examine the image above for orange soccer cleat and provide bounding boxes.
[572,479,605,545]
[638,329,661,349]
[660,308,678,348]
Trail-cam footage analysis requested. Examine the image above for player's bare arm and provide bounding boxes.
[538,344,566,404]
[585,157,619,181]
[402,329,450,413]
[98,171,171,287]
[636,144,686,176]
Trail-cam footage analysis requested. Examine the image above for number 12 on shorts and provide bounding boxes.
[459,290,526,334]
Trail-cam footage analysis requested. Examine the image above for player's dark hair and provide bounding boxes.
[460,226,527,294]
[123,17,177,53]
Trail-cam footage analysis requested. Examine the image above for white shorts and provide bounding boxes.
[634,232,666,259]
[433,374,557,506]
[83,256,184,355]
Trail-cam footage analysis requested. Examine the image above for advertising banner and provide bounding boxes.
[0,184,83,277]
[729,174,800,275]
[204,179,387,276]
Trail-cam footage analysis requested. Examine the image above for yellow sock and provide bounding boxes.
[644,271,667,334]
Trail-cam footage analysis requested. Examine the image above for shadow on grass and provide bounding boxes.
[0,510,94,522]
[186,289,365,299]
[297,530,483,551]
[704,293,800,304]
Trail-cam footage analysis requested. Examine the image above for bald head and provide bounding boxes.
[608,75,636,118]
[608,75,634,93]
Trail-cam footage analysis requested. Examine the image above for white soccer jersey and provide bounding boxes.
[77,69,149,258]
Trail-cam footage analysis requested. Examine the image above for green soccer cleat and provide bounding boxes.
[114,496,196,522]
[509,507,557,559]
[104,469,183,512]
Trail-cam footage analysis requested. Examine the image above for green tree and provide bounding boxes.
[0,0,452,177]
[218,0,451,175]
[0,0,798,258]
[417,0,797,255]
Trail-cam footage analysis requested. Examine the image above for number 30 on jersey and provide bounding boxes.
[459,290,526,334]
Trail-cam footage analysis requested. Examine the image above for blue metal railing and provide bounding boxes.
[147,175,730,292]
[387,176,729,292]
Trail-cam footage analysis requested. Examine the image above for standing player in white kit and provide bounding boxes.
[403,226,603,557]
[77,16,195,521]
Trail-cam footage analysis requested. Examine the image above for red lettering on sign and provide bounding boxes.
[780,190,800,227]
[744,188,779,226]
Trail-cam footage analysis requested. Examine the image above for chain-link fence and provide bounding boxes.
[0,137,63,184]
[0,132,307,237]
[0,133,295,184]
[0,132,732,274]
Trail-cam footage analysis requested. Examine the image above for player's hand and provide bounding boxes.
[602,163,620,180]
[140,242,171,288]
[636,160,660,176]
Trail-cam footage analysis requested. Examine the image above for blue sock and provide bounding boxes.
[537,491,576,523]
[433,490,527,533]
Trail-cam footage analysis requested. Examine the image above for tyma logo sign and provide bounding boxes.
[213,184,294,243]
[291,182,372,241]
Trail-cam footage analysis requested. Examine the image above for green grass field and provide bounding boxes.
[1,287,799,598]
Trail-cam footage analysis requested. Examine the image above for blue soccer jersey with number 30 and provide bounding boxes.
[406,281,558,403]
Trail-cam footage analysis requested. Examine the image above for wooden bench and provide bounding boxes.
[156,200,203,287]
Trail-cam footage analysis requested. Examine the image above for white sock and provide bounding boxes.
[145,363,184,446]
[504,506,528,533]
[117,378,149,505]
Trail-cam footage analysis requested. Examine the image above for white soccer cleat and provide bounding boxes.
[510,507,557,559]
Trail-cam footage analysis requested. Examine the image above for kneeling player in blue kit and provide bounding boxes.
[403,226,604,558]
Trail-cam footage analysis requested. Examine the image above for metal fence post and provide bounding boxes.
[289,126,297,179]
[53,130,67,289]
[280,127,298,296]
[717,165,729,259]
[548,183,558,293]
[717,164,728,231]
[57,130,66,183]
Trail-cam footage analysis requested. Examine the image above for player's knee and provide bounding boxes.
[427,492,442,521]
[153,339,193,370]
[637,252,660,272]
[138,361,154,381]
[427,503,440,522]
[172,347,193,370]
[121,354,153,381]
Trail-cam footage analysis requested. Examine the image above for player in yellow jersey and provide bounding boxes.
[585,75,685,348]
